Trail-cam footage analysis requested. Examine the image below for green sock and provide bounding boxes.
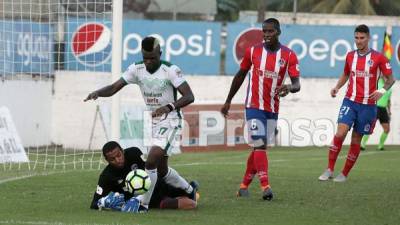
[361,135,369,148]
[378,132,388,149]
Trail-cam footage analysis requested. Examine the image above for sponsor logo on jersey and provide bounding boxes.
[352,70,371,78]
[96,185,103,195]
[144,92,162,98]
[146,98,160,105]
[141,78,169,91]
[71,22,112,67]
[130,164,138,170]
[385,62,391,70]
[256,69,279,78]
[175,68,182,77]
[279,58,286,67]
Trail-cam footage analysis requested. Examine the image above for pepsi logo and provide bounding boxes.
[71,22,112,67]
[233,28,264,64]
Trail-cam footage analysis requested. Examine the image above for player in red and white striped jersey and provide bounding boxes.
[343,49,392,105]
[240,36,299,113]
[221,18,301,200]
[318,24,395,182]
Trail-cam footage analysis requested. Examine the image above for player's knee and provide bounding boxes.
[157,165,169,177]
[145,160,157,170]
[335,132,346,140]
[383,125,390,133]
[249,135,267,148]
[179,199,197,210]
[253,144,266,150]
[146,146,164,169]
[351,135,362,144]
[336,123,350,139]
[145,155,159,169]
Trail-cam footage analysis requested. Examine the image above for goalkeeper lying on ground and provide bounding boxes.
[90,141,199,212]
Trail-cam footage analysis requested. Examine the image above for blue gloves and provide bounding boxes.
[121,197,148,213]
[121,197,140,212]
[97,193,147,213]
[97,192,125,211]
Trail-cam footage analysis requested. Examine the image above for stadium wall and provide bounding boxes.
[0,79,52,147]
[51,72,400,149]
[3,73,399,150]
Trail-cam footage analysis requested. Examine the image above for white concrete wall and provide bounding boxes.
[52,72,400,149]
[0,79,52,146]
[51,72,251,149]
[2,72,399,149]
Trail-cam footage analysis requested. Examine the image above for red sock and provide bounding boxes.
[253,149,269,189]
[241,151,256,188]
[328,136,344,171]
[342,144,361,177]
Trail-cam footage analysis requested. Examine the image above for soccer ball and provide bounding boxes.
[125,169,151,195]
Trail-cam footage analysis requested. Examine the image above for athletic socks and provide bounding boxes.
[378,132,388,149]
[137,168,157,207]
[342,143,361,177]
[361,135,369,148]
[240,151,256,188]
[253,149,269,188]
[328,136,344,171]
[361,132,388,150]
[163,167,193,194]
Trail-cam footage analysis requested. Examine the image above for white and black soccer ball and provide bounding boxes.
[125,169,151,196]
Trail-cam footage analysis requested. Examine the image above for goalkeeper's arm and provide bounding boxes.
[90,181,113,209]
[90,192,103,210]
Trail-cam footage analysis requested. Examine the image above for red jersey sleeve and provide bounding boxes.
[240,47,252,70]
[378,54,393,76]
[287,51,300,78]
[343,52,351,75]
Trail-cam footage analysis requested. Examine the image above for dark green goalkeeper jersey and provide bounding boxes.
[90,147,145,209]
[90,147,188,209]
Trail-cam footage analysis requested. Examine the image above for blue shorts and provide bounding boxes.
[337,98,377,135]
[245,108,278,147]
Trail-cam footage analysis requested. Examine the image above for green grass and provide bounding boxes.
[0,146,399,225]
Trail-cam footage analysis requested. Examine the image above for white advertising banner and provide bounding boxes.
[0,107,29,163]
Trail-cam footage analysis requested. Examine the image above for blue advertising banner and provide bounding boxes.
[225,23,398,78]
[65,19,221,75]
[0,20,53,76]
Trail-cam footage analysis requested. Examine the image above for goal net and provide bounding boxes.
[0,0,115,174]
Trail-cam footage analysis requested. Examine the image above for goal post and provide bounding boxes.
[111,0,122,141]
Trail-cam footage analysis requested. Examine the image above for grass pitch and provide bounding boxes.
[0,146,399,225]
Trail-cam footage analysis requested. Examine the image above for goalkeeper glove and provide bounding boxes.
[121,197,148,213]
[97,192,125,211]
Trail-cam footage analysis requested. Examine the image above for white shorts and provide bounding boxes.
[151,117,182,156]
